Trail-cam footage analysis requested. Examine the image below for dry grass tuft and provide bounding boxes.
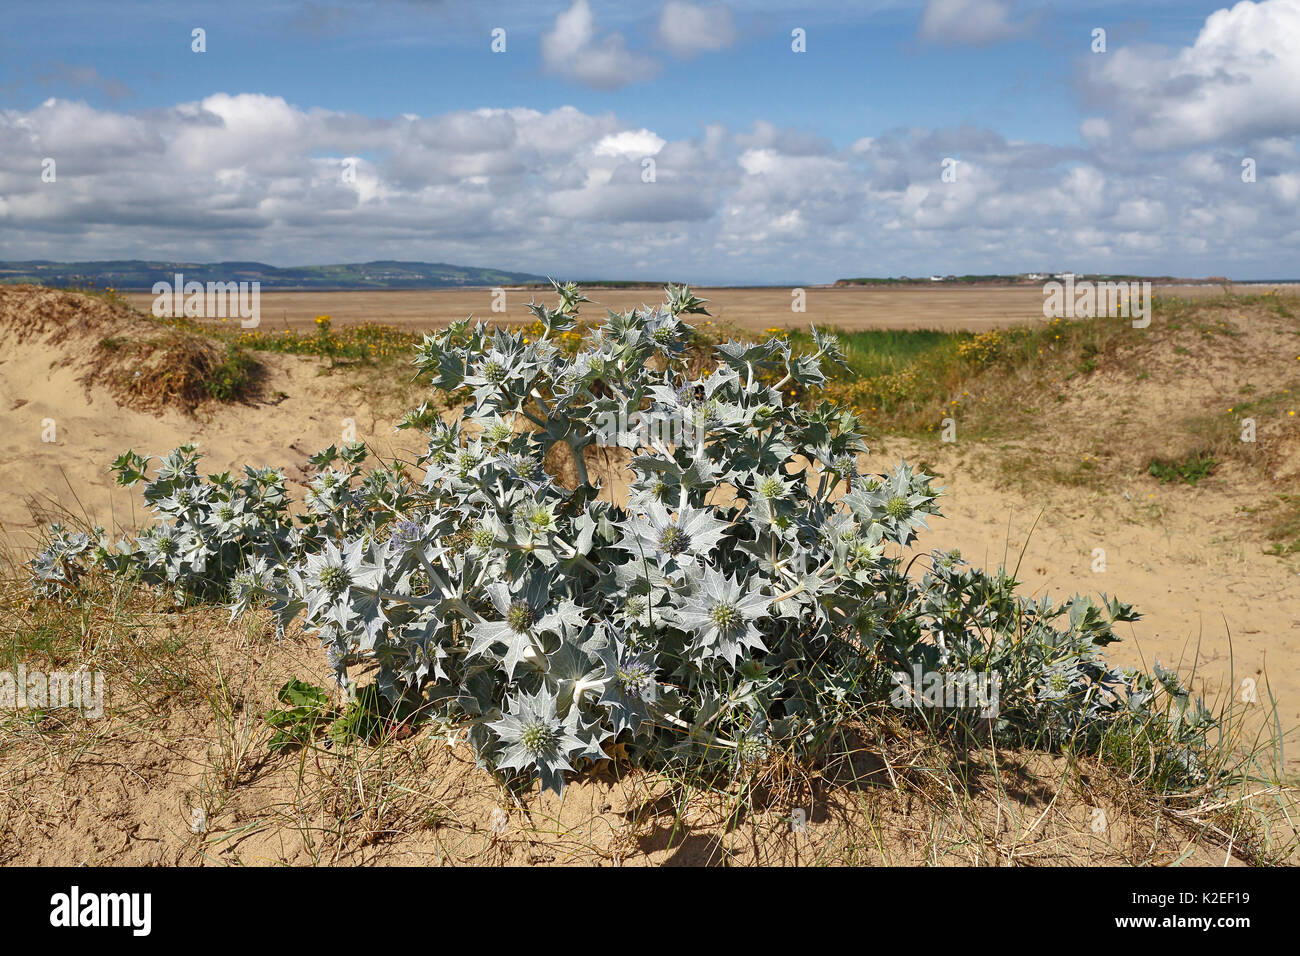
[94,331,259,412]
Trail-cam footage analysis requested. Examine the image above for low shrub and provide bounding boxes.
[29,282,1216,795]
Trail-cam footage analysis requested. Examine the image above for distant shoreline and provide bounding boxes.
[11,280,1300,294]
[3,259,1296,294]
[62,280,1300,293]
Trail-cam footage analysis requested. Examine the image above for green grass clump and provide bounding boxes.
[787,312,1134,433]
[785,327,962,379]
[203,343,258,402]
[1147,451,1219,486]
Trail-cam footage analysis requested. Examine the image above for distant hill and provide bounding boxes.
[0,260,547,291]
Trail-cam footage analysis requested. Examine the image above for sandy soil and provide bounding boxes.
[891,440,1300,758]
[122,283,1297,335]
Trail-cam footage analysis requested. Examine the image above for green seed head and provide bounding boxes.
[694,399,719,425]
[506,600,535,633]
[319,564,350,596]
[217,505,235,521]
[885,495,911,521]
[653,324,673,344]
[1049,673,1069,693]
[624,596,647,618]
[482,359,506,384]
[737,736,769,765]
[470,524,495,551]
[519,721,554,756]
[514,456,543,481]
[758,476,784,499]
[710,601,740,632]
[484,421,512,444]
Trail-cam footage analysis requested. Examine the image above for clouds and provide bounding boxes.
[2,89,1298,281]
[1,2,1299,280]
[918,0,1030,46]
[540,0,658,90]
[657,2,737,57]
[1079,0,1300,150]
[541,0,735,89]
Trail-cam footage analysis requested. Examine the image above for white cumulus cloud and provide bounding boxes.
[1080,0,1300,149]
[540,0,658,90]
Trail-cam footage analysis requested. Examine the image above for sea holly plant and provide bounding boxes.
[27,283,1216,795]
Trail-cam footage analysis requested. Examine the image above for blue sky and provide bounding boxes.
[1,1,1298,282]
[3,1,1212,145]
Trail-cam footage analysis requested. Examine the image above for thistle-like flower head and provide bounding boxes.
[673,566,772,665]
[617,500,730,570]
[594,629,660,736]
[487,689,591,794]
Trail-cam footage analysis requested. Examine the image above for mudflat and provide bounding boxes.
[123,283,1292,334]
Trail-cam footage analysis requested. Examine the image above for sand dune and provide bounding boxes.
[0,287,423,553]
